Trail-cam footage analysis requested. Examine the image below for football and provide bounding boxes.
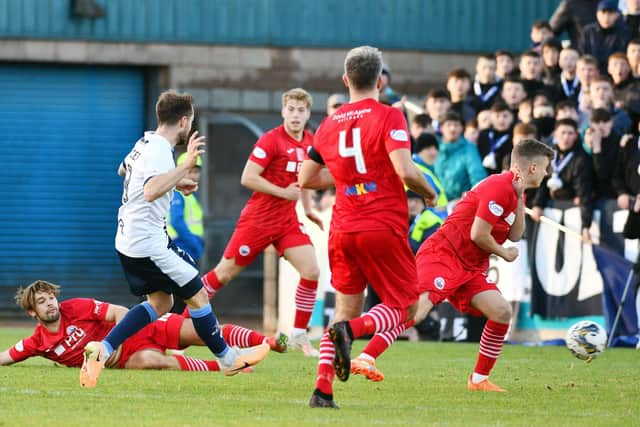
[565,320,607,361]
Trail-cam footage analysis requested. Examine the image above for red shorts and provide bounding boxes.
[329,230,418,309]
[118,313,184,368]
[416,234,498,317]
[223,220,312,266]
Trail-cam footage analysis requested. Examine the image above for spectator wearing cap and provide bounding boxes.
[555,47,581,103]
[408,133,448,252]
[424,89,451,135]
[326,93,347,116]
[542,38,563,86]
[434,111,486,201]
[446,68,477,123]
[549,0,599,49]
[624,0,640,39]
[579,0,631,74]
[477,103,514,175]
[473,54,501,111]
[379,64,401,106]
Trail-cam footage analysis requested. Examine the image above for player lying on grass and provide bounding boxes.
[350,138,554,392]
[0,280,284,372]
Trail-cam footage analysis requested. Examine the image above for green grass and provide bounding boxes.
[0,327,636,427]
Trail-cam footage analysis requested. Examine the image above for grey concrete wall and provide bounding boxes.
[0,40,476,113]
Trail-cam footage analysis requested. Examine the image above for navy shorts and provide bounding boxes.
[117,242,202,300]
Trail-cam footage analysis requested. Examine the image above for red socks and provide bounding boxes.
[315,330,336,395]
[221,324,265,347]
[201,270,224,298]
[349,304,406,339]
[293,278,318,330]
[473,320,509,376]
[174,355,219,371]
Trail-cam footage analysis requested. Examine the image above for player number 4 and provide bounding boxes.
[339,128,367,174]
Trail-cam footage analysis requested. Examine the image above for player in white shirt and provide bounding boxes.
[80,91,269,389]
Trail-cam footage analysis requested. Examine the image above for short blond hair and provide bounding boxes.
[282,88,312,109]
[15,280,60,312]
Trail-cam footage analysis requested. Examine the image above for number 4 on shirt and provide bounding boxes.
[339,128,367,174]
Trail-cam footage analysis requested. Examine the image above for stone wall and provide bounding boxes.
[0,40,476,113]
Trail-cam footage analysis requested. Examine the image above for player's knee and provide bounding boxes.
[148,300,172,316]
[491,301,512,324]
[300,265,320,281]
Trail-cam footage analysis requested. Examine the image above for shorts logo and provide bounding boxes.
[390,129,409,142]
[299,223,308,235]
[15,340,24,352]
[252,147,267,159]
[434,277,446,290]
[239,245,251,256]
[488,200,504,216]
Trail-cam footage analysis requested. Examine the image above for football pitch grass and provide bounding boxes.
[0,328,636,427]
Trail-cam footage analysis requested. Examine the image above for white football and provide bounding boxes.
[565,320,607,361]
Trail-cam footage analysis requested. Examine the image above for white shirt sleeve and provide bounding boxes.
[143,140,175,183]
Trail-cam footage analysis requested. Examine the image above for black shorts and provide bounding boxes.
[117,242,202,300]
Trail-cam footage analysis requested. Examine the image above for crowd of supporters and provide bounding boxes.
[379,0,640,251]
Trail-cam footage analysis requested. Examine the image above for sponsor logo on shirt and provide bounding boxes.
[345,181,377,196]
[488,201,504,216]
[505,212,516,225]
[390,129,409,142]
[239,245,251,257]
[253,147,267,159]
[332,108,372,123]
[434,277,446,290]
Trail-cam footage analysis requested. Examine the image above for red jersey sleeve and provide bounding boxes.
[475,179,515,226]
[248,133,275,169]
[64,298,109,321]
[383,108,411,154]
[8,334,41,363]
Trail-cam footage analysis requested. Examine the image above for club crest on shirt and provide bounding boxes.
[488,200,504,216]
[239,245,251,256]
[434,277,446,290]
[390,129,409,142]
[253,147,267,159]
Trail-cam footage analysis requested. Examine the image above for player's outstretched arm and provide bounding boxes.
[470,216,518,262]
[388,149,437,205]
[0,349,16,366]
[241,160,300,200]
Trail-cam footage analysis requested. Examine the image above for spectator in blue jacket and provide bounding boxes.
[579,0,631,73]
[434,111,487,202]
